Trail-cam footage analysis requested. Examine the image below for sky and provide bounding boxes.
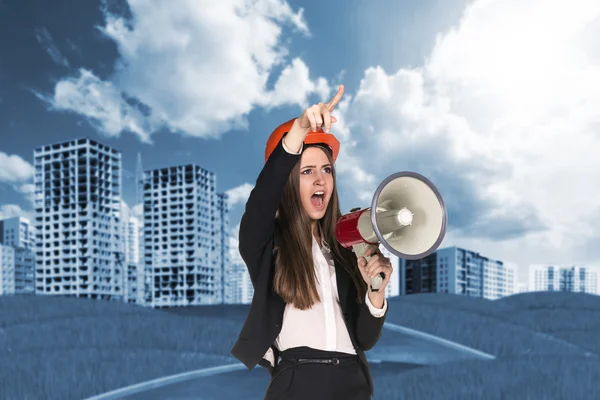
[1,0,599,283]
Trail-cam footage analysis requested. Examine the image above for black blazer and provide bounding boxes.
[230,135,388,396]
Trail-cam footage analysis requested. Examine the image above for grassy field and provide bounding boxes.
[0,348,233,400]
[372,355,600,399]
[0,291,598,399]
[0,296,244,399]
[497,291,600,310]
[383,296,593,357]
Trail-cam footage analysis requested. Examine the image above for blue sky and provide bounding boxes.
[1,0,600,282]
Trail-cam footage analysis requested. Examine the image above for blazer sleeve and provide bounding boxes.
[354,295,388,351]
[238,133,302,286]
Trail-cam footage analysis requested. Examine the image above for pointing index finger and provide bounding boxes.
[326,84,344,111]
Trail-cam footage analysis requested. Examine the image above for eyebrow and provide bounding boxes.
[301,163,332,169]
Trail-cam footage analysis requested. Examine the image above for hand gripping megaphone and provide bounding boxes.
[335,171,447,292]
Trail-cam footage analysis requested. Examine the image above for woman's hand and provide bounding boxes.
[292,84,344,134]
[357,245,393,293]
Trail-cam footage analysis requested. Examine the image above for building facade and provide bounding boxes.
[0,244,15,295]
[120,205,142,305]
[33,138,124,300]
[403,246,516,300]
[13,247,36,295]
[0,216,35,250]
[142,164,228,308]
[0,217,36,295]
[529,264,599,294]
[216,193,230,304]
[378,245,400,298]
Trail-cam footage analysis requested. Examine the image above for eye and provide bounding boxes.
[324,167,332,173]
[301,169,311,174]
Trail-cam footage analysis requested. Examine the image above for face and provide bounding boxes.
[299,147,334,223]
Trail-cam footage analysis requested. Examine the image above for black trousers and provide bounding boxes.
[264,346,372,400]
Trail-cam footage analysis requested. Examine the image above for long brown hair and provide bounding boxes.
[273,143,367,310]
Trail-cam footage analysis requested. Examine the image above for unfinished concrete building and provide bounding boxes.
[33,138,124,300]
[142,164,229,308]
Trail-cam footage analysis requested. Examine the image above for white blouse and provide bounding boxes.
[275,235,387,351]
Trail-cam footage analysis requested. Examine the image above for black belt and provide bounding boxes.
[284,356,356,365]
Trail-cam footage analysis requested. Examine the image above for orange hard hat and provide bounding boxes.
[265,118,340,163]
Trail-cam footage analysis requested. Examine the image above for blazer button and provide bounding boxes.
[344,313,349,320]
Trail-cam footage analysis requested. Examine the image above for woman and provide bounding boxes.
[231,85,393,400]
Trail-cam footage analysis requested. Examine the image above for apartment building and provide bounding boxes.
[0,216,36,295]
[0,216,36,250]
[0,244,15,295]
[403,246,516,299]
[529,264,599,294]
[33,138,124,299]
[142,164,229,308]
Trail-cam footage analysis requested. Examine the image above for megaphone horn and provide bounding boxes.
[335,171,448,292]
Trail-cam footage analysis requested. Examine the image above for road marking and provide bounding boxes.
[383,322,495,360]
[84,363,247,400]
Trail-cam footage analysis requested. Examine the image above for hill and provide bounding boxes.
[0,291,598,399]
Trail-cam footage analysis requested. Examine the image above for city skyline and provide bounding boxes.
[2,0,600,285]
[2,204,600,301]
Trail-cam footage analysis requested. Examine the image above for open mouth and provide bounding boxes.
[311,191,325,210]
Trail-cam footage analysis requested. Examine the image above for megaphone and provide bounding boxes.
[335,171,447,292]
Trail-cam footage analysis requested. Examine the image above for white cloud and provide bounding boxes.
[18,183,36,207]
[35,69,153,143]
[0,204,35,222]
[34,26,70,67]
[336,0,600,266]
[0,152,34,183]
[226,183,254,207]
[39,0,326,142]
[259,58,332,109]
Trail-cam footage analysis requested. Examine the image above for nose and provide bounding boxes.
[313,171,326,185]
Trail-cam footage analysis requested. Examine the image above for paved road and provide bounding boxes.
[89,322,493,400]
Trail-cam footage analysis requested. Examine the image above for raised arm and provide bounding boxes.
[238,124,304,283]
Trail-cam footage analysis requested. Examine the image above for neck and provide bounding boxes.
[312,221,320,241]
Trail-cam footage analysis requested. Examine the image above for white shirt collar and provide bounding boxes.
[312,234,331,254]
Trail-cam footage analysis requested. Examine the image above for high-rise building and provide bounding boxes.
[403,251,439,295]
[224,234,253,304]
[142,164,228,308]
[0,216,35,250]
[216,192,230,304]
[529,264,599,295]
[14,247,36,295]
[379,245,400,298]
[239,267,254,304]
[403,246,516,300]
[483,260,516,299]
[135,152,146,305]
[33,138,124,300]
[0,217,36,295]
[120,204,142,304]
[126,216,141,264]
[0,244,15,295]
